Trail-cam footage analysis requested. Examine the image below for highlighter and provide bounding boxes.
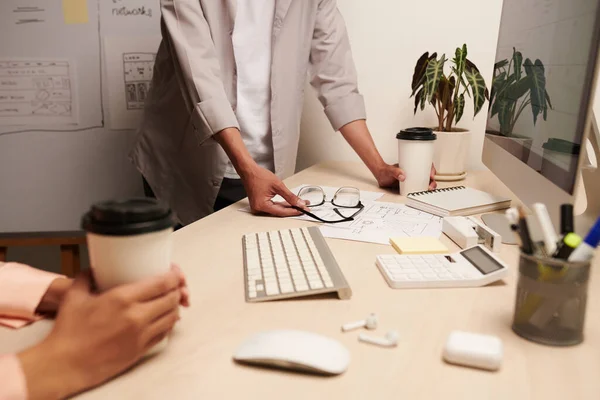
[553,233,582,260]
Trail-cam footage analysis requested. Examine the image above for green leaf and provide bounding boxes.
[524,58,547,125]
[494,59,509,70]
[454,93,465,124]
[513,48,523,82]
[545,90,553,109]
[453,44,467,78]
[464,67,488,116]
[508,76,532,100]
[490,96,500,118]
[465,58,481,73]
[425,55,446,103]
[414,88,423,114]
[411,52,430,95]
[498,99,512,135]
[438,76,456,111]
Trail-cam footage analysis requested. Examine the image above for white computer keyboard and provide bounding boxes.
[376,245,509,289]
[243,227,352,302]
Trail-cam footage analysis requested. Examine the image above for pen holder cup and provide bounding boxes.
[512,253,592,346]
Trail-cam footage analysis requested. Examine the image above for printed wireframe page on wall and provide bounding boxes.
[104,35,161,130]
[0,59,79,126]
[100,0,160,34]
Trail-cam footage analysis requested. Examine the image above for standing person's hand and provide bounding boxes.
[375,163,437,190]
[241,165,308,217]
[18,266,189,400]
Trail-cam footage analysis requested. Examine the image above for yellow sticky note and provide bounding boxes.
[63,0,89,24]
[389,237,449,255]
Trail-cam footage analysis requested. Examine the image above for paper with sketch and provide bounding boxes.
[239,185,385,221]
[319,201,443,245]
[104,35,160,130]
[0,59,78,126]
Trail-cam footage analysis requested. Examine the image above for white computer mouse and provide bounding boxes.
[233,330,350,375]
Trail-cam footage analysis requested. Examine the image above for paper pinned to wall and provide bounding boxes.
[0,59,78,126]
[62,0,89,24]
[103,35,160,130]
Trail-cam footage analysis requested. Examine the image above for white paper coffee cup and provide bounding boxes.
[397,128,437,195]
[82,198,177,356]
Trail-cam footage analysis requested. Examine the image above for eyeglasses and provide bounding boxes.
[293,186,364,224]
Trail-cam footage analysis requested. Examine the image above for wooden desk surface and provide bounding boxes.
[1,162,599,399]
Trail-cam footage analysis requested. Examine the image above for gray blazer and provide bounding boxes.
[131,0,366,225]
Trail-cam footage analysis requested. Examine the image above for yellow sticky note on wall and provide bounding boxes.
[63,0,89,24]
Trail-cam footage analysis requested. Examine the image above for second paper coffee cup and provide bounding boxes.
[82,198,176,355]
[397,127,437,195]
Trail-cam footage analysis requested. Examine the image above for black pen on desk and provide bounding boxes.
[518,206,534,255]
[560,204,574,237]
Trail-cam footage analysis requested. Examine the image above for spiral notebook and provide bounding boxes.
[406,186,511,217]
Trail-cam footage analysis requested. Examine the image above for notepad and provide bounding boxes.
[389,237,449,254]
[406,186,511,217]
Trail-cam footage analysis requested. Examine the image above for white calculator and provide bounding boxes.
[376,245,509,289]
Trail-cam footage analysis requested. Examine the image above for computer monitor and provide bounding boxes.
[483,0,600,233]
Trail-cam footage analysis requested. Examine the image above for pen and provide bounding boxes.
[568,217,600,262]
[533,203,558,255]
[505,207,519,230]
[553,233,582,260]
[560,204,574,236]
[518,206,534,255]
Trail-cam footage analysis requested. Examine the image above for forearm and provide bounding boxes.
[213,128,258,178]
[339,120,386,176]
[18,341,77,400]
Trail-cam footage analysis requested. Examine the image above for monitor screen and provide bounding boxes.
[486,0,600,193]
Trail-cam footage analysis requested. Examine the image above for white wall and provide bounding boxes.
[297,0,505,172]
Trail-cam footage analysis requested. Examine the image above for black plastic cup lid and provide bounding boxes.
[396,127,437,141]
[81,198,176,236]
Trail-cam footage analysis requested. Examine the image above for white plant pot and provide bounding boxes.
[433,129,470,178]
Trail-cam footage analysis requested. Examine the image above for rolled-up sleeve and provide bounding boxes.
[0,355,27,400]
[160,0,239,144]
[0,263,61,329]
[309,0,366,131]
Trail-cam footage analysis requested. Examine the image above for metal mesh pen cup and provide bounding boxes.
[512,253,591,346]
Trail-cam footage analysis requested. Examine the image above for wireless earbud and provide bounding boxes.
[358,330,399,348]
[341,313,378,332]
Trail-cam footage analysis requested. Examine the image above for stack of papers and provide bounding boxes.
[239,185,443,245]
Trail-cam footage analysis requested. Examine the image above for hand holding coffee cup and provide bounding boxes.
[397,127,437,195]
[82,198,179,355]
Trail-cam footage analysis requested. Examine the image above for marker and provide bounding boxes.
[560,204,574,236]
[553,233,582,260]
[533,203,559,255]
[568,217,600,262]
[518,206,534,255]
[505,207,519,230]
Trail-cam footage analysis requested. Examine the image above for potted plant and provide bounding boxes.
[487,48,553,163]
[410,44,489,180]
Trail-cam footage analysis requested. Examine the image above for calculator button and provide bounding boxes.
[408,255,421,260]
[437,272,452,279]
[391,274,410,281]
[412,260,427,266]
[408,274,424,280]
[423,273,437,279]
[402,269,418,274]
[421,255,435,260]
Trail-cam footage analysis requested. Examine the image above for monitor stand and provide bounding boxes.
[577,115,600,234]
[483,114,600,240]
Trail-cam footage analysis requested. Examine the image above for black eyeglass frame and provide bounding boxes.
[292,186,364,224]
